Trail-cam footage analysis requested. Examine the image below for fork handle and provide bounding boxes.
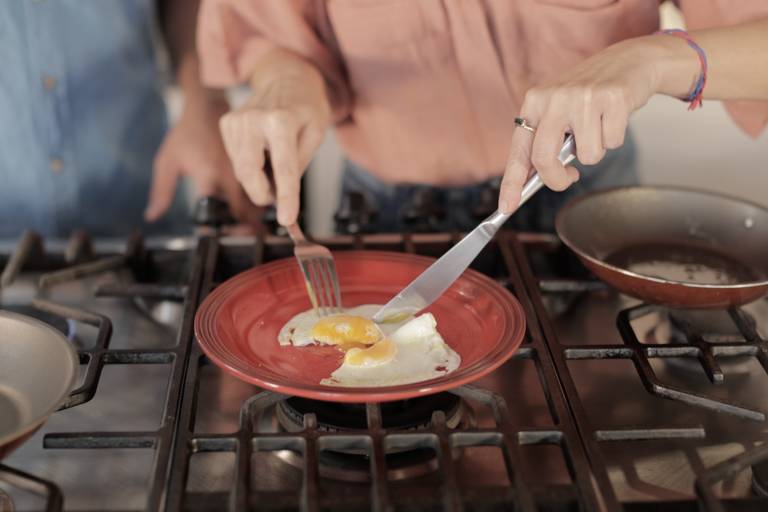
[285,223,307,243]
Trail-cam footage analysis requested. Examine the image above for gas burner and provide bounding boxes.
[278,394,465,432]
[644,309,755,375]
[261,393,473,482]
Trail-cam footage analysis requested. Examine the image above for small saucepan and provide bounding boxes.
[0,311,78,459]
[555,186,768,308]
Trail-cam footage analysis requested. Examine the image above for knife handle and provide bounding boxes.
[483,133,577,234]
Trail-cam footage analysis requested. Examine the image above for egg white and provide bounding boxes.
[277,305,461,387]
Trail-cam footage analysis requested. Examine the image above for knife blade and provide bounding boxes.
[372,134,576,323]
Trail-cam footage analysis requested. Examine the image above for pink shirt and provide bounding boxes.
[198,0,768,186]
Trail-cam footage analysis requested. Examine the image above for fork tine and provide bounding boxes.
[306,260,322,316]
[316,260,333,316]
[299,261,320,313]
[316,258,337,315]
[322,259,343,313]
[328,261,342,312]
[307,260,328,316]
[287,223,343,317]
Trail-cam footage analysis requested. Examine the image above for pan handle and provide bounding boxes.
[483,134,577,232]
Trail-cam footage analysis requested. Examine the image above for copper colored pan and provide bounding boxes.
[0,311,78,459]
[555,187,768,308]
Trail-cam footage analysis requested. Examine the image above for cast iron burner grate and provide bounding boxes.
[269,394,470,482]
[165,233,601,512]
[0,230,201,512]
[2,227,768,511]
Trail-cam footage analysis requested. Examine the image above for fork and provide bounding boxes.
[285,223,343,317]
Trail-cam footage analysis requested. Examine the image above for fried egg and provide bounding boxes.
[322,313,460,387]
[277,304,460,387]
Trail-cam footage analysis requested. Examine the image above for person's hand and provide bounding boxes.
[219,49,332,226]
[499,36,697,212]
[145,90,258,223]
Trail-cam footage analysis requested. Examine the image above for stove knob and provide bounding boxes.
[472,184,500,221]
[193,196,235,228]
[401,188,444,232]
[335,191,376,234]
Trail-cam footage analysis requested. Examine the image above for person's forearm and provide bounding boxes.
[160,0,223,100]
[652,18,768,101]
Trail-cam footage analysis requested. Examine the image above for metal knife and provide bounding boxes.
[372,134,576,323]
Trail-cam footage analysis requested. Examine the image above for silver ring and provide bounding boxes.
[514,117,536,133]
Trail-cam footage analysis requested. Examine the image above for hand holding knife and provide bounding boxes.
[373,122,576,323]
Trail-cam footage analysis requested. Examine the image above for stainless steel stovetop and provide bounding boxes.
[1,228,768,511]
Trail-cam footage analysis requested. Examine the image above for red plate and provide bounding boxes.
[195,251,526,403]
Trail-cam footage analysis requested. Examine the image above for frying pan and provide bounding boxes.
[195,251,526,403]
[555,186,768,308]
[0,311,79,459]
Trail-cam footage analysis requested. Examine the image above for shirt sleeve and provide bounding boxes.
[197,0,352,121]
[678,0,768,138]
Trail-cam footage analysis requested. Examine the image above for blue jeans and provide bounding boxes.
[340,132,638,233]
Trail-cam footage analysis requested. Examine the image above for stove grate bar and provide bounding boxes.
[0,231,44,287]
[0,463,62,512]
[510,233,768,511]
[365,403,391,512]
[507,234,625,511]
[100,349,174,364]
[594,427,706,442]
[43,432,157,449]
[95,283,188,300]
[539,279,608,293]
[187,390,574,511]
[38,254,126,288]
[31,299,114,410]
[695,443,768,512]
[300,412,322,512]
[617,305,764,421]
[561,303,768,421]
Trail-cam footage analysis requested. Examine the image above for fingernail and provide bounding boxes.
[144,207,156,222]
[498,199,510,213]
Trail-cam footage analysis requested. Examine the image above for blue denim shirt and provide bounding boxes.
[0,0,189,238]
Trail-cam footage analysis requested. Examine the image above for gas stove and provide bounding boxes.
[2,216,768,510]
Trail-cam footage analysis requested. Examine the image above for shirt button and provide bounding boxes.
[50,158,63,174]
[42,75,57,90]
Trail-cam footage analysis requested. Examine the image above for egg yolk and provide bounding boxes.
[344,339,397,367]
[311,315,383,347]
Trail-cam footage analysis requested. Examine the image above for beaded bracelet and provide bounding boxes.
[655,28,708,110]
